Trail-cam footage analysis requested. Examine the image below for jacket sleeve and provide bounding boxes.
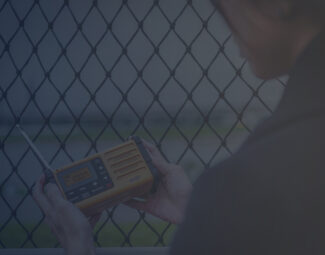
[170,156,287,255]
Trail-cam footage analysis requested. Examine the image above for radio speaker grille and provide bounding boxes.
[104,144,145,179]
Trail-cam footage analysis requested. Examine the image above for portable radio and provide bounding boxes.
[17,125,159,216]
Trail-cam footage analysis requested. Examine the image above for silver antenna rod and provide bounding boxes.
[16,124,53,171]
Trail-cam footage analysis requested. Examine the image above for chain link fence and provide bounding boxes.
[0,0,286,248]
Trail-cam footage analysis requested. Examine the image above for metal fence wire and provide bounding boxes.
[0,0,286,249]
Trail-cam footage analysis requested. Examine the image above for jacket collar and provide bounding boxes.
[276,29,325,116]
[242,30,325,146]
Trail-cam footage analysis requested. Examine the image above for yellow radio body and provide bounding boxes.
[52,137,159,215]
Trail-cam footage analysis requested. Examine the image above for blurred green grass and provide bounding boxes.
[0,221,176,248]
[2,122,246,144]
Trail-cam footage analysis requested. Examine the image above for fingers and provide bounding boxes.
[33,175,52,216]
[88,213,102,229]
[44,183,65,205]
[141,139,170,173]
[141,139,166,163]
[33,175,67,218]
[45,216,58,236]
[141,139,156,154]
[141,140,165,162]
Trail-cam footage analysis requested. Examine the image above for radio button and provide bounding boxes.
[81,192,90,199]
[91,186,105,195]
[67,191,75,197]
[79,186,87,192]
[103,175,112,182]
[70,196,81,203]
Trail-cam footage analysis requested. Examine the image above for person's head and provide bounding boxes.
[213,0,325,79]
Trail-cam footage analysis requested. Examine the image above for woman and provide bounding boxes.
[33,0,325,254]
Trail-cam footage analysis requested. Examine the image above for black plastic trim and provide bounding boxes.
[131,136,159,193]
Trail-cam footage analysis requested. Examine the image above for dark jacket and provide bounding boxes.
[171,30,325,255]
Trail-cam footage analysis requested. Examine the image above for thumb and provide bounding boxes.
[45,184,65,205]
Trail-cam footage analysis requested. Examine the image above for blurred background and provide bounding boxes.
[0,0,285,248]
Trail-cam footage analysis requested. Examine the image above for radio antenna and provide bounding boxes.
[16,125,55,183]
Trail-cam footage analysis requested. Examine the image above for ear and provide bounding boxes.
[255,0,294,20]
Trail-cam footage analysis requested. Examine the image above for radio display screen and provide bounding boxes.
[63,167,92,187]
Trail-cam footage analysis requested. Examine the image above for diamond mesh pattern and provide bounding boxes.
[0,0,286,248]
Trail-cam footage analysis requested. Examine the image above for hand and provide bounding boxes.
[125,140,193,224]
[33,175,100,255]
